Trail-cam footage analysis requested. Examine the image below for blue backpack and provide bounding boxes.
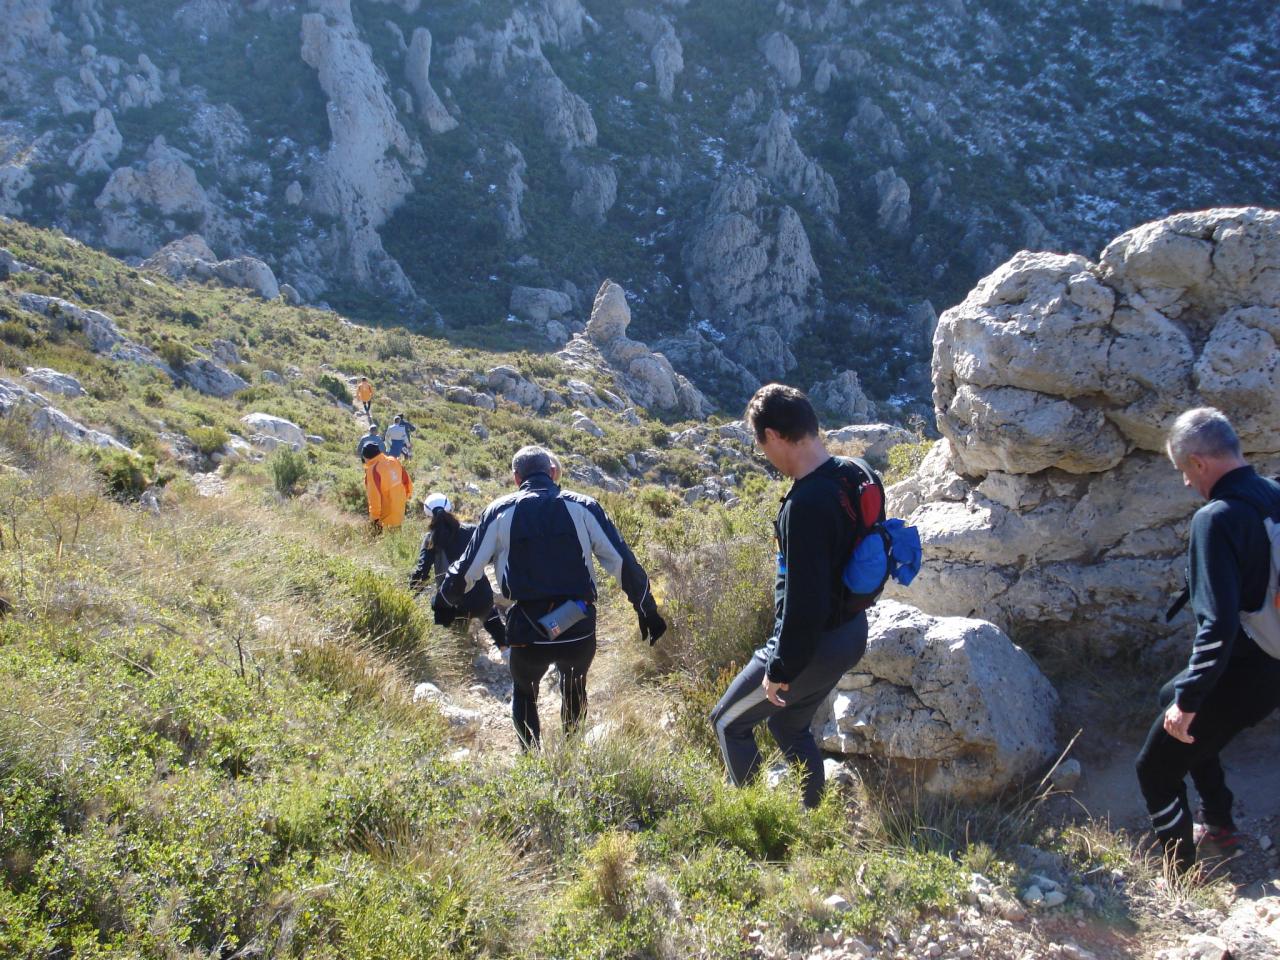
[835,457,923,612]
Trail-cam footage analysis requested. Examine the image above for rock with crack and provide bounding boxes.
[624,9,683,102]
[816,599,1059,800]
[758,31,801,88]
[498,142,528,241]
[509,285,575,342]
[486,365,545,411]
[95,138,216,254]
[180,358,247,398]
[891,208,1280,654]
[142,235,280,300]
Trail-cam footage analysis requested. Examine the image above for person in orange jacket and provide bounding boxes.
[363,443,412,531]
[355,377,374,422]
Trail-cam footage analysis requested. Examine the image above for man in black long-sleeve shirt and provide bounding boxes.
[710,384,868,808]
[1136,407,1280,872]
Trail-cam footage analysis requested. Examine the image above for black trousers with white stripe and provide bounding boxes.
[710,614,867,809]
[1135,653,1280,869]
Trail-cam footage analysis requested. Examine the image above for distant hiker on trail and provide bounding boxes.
[710,384,869,810]
[385,414,412,459]
[363,442,413,532]
[355,377,374,421]
[1135,407,1280,873]
[438,445,665,749]
[356,422,384,461]
[412,493,506,647]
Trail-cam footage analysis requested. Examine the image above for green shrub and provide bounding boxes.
[349,570,425,655]
[317,373,353,405]
[188,425,229,456]
[268,448,308,496]
[91,448,154,499]
[884,439,934,485]
[376,331,415,361]
[154,338,191,370]
[0,320,35,347]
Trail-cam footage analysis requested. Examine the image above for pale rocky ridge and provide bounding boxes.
[0,0,1272,415]
[889,207,1280,655]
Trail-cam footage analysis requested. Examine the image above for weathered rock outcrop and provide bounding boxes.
[824,423,915,462]
[509,285,575,343]
[406,27,458,134]
[95,138,216,254]
[759,31,801,88]
[624,9,683,102]
[752,110,839,216]
[301,0,424,302]
[67,108,121,176]
[241,412,306,451]
[682,172,820,381]
[816,600,1059,800]
[809,369,876,424]
[142,235,280,300]
[23,367,85,398]
[498,142,528,241]
[0,377,129,451]
[890,208,1280,653]
[557,280,710,420]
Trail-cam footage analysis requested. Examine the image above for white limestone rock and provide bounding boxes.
[682,172,819,381]
[67,107,121,176]
[810,369,876,424]
[0,377,129,451]
[498,142,528,241]
[752,110,839,216]
[901,208,1280,653]
[241,413,306,450]
[213,256,279,300]
[95,138,212,254]
[180,358,247,398]
[758,31,801,88]
[816,600,1059,800]
[486,365,545,410]
[301,0,423,302]
[22,367,85,398]
[406,27,458,134]
[825,423,914,461]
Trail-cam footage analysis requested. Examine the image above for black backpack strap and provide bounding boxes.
[1166,586,1190,623]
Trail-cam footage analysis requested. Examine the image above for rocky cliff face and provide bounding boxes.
[890,207,1280,655]
[0,0,1274,413]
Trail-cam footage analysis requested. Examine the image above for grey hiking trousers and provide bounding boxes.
[710,614,867,808]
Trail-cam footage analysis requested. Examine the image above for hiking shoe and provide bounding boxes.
[1193,822,1244,856]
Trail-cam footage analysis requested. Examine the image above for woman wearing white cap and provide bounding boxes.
[409,493,506,646]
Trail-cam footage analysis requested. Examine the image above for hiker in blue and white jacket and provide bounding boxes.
[438,445,666,749]
[1135,407,1280,872]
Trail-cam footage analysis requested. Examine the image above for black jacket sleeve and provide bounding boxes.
[765,491,845,683]
[1174,504,1244,711]
[408,533,434,591]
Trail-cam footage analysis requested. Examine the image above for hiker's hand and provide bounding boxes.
[763,678,789,707]
[1163,703,1196,744]
[638,609,666,646]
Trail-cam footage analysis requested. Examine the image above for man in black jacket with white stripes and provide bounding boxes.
[440,445,665,748]
[1136,407,1280,872]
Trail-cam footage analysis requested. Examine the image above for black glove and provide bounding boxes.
[431,591,457,627]
[637,609,667,646]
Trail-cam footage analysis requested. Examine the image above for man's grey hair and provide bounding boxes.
[512,444,556,480]
[1166,407,1241,464]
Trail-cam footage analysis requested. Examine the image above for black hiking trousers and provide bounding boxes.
[506,600,597,750]
[710,614,867,809]
[1135,651,1280,870]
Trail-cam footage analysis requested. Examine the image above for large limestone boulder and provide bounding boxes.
[486,365,545,410]
[212,256,279,300]
[896,208,1280,653]
[560,280,710,420]
[180,358,247,398]
[682,172,820,381]
[22,367,85,398]
[825,423,914,462]
[241,413,306,451]
[141,234,218,281]
[624,9,683,102]
[816,600,1059,800]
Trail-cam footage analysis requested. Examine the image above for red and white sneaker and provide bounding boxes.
[1193,822,1244,857]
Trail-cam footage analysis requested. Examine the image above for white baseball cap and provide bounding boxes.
[424,492,452,514]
